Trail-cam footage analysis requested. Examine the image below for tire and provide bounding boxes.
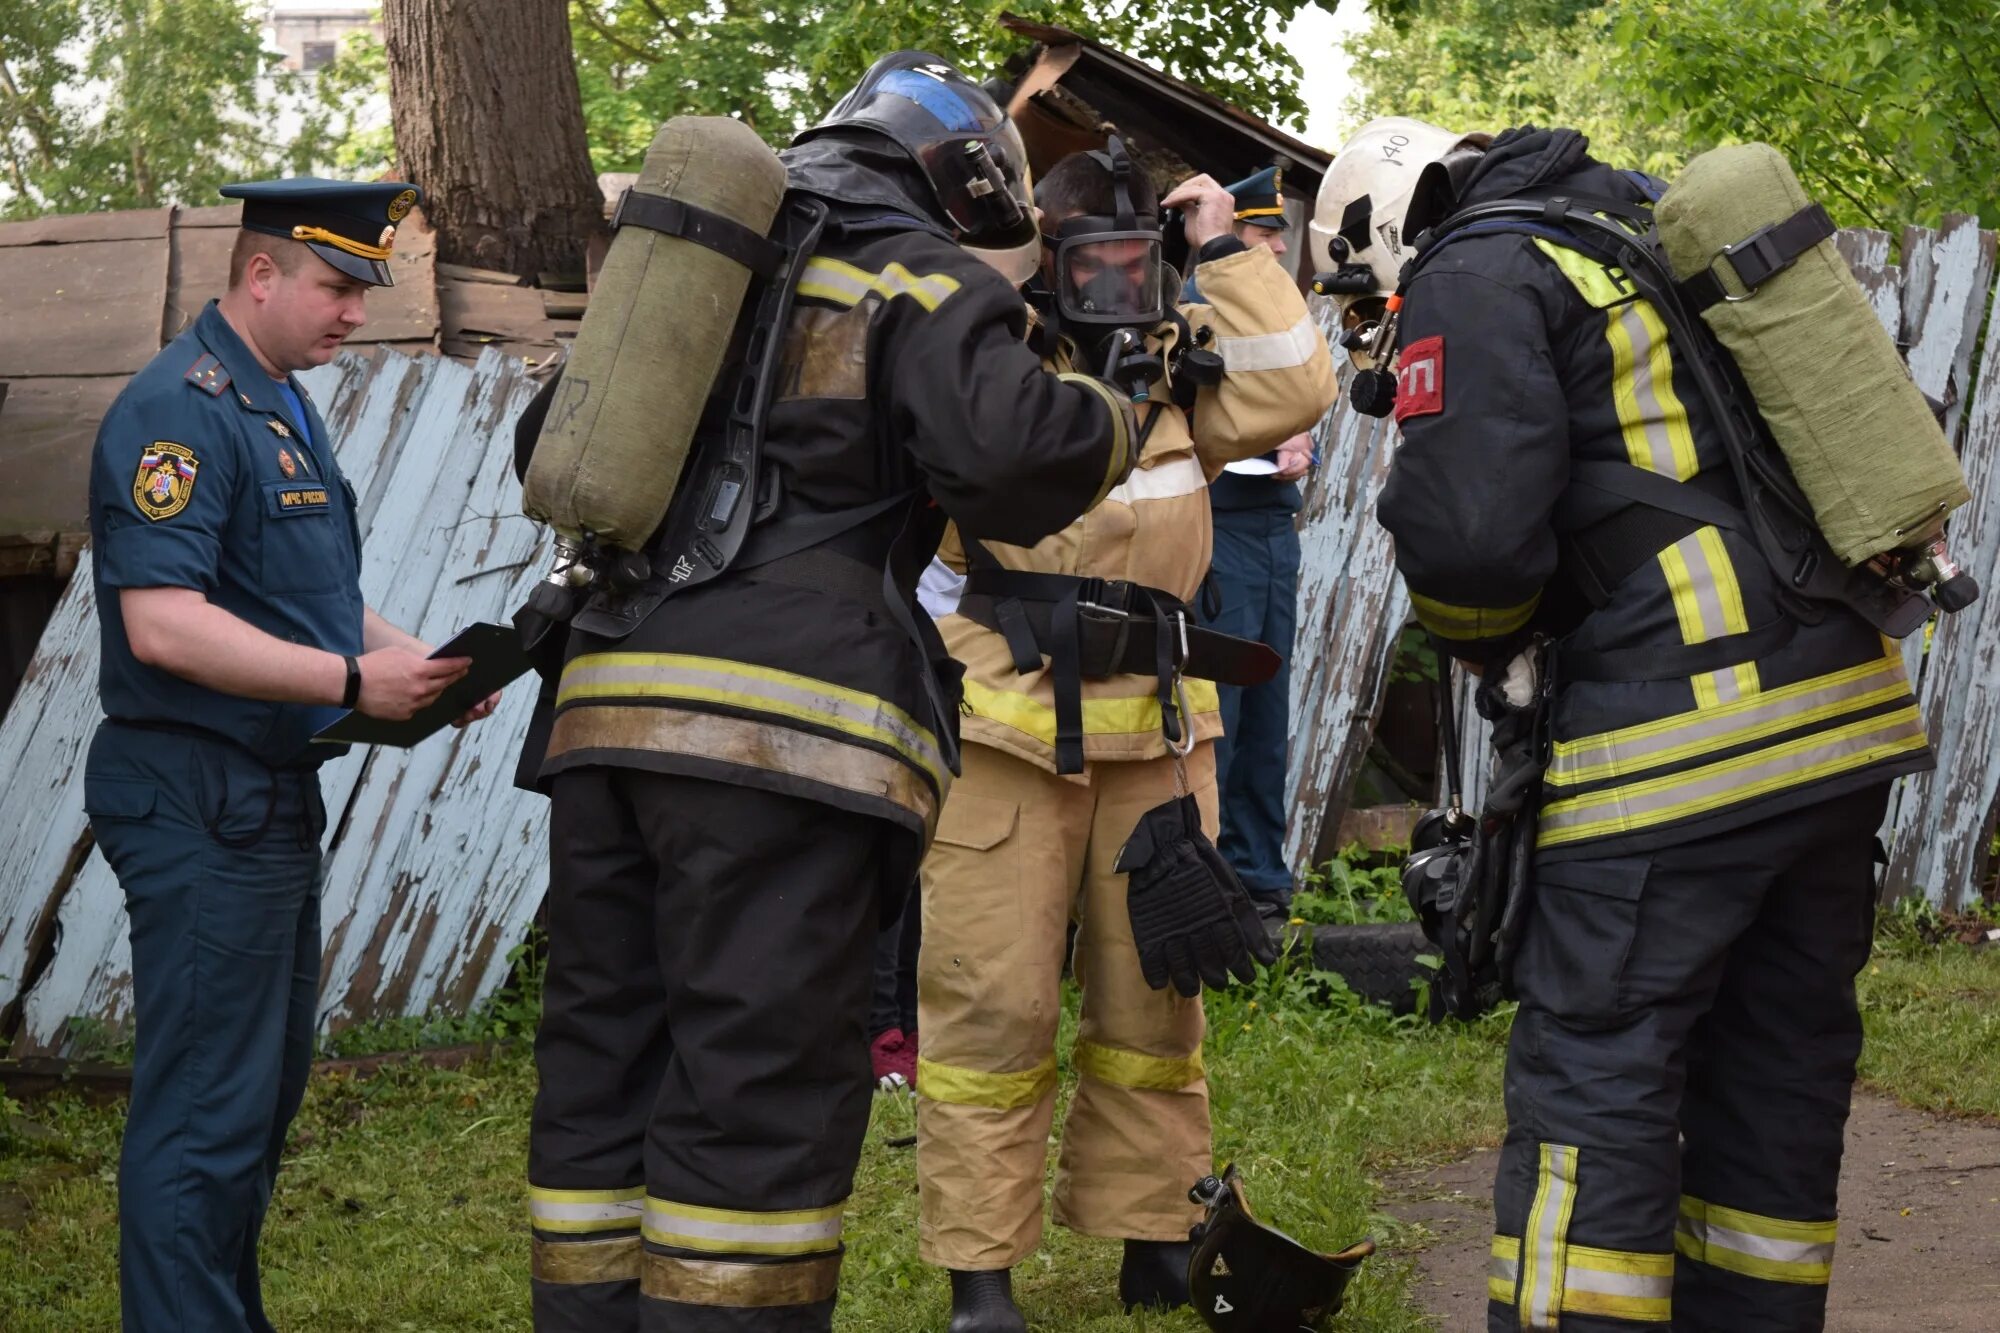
[1305,922,1433,1014]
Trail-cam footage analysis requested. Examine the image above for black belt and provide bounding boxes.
[957,561,1280,774]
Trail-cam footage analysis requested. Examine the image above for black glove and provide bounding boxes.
[1115,794,1279,997]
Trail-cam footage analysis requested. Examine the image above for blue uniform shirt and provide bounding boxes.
[89,300,365,766]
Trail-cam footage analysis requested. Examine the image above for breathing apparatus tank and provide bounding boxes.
[1655,143,1975,600]
[522,116,788,565]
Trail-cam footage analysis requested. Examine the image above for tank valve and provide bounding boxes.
[1904,536,1981,614]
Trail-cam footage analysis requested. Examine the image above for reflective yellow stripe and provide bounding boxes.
[1519,1144,1579,1330]
[915,1054,1058,1111]
[1562,1243,1673,1322]
[529,1183,645,1234]
[1408,590,1541,644]
[558,652,944,786]
[1677,1196,1835,1285]
[797,256,961,312]
[1538,237,1701,484]
[1534,238,1633,308]
[1548,652,1911,786]
[1538,705,1927,847]
[1057,371,1134,507]
[1491,1233,1672,1320]
[642,1197,844,1257]
[1072,1040,1204,1091]
[1490,1234,1521,1304]
[960,677,1220,745]
[1657,526,1759,709]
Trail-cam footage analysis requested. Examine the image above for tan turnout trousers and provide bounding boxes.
[915,740,1217,1270]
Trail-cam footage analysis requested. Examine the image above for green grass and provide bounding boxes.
[0,938,1511,1332]
[4,906,1994,1331]
[1858,907,2000,1118]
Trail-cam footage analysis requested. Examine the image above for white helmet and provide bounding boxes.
[1310,117,1487,365]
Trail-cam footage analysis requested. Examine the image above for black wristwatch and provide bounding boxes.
[341,654,362,710]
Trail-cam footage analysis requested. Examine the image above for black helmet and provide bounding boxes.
[794,51,1037,265]
[1187,1167,1373,1332]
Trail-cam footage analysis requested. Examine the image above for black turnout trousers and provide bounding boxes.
[529,766,901,1333]
[1489,784,1888,1333]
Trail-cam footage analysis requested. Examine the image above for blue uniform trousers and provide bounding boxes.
[1200,505,1301,902]
[84,722,325,1333]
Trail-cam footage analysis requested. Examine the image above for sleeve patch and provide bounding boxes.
[133,442,201,520]
[184,353,231,397]
[1394,335,1444,422]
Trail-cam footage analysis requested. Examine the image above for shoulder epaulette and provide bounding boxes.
[184,353,230,397]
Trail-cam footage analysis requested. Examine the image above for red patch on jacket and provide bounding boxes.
[1394,336,1444,421]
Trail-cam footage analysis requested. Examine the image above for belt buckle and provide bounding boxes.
[1078,578,1135,616]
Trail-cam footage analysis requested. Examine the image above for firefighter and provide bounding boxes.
[1315,118,1934,1331]
[914,142,1337,1331]
[521,53,1137,1333]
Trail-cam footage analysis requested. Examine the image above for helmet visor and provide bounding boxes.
[1052,229,1164,327]
[918,115,1034,247]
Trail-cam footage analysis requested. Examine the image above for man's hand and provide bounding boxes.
[1272,431,1314,481]
[356,647,471,720]
[1161,174,1238,253]
[452,692,502,728]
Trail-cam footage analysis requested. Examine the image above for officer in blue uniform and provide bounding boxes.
[1191,166,1315,913]
[83,177,490,1333]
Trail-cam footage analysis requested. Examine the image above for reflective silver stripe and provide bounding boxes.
[559,652,945,784]
[1104,453,1207,505]
[1616,303,1689,478]
[1548,655,1910,787]
[1700,1222,1834,1269]
[643,1198,844,1256]
[1538,705,1927,846]
[1565,1265,1671,1299]
[1521,1144,1579,1330]
[529,1187,645,1234]
[1679,1211,1836,1273]
[532,1199,644,1226]
[1217,313,1320,372]
[1492,1253,1520,1284]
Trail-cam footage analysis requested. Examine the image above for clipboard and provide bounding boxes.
[312,621,531,748]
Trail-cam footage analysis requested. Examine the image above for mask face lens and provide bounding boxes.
[1056,232,1162,324]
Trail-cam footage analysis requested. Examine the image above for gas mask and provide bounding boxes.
[1042,136,1166,338]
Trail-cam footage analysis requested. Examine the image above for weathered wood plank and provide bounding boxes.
[0,559,102,1027]
[1900,217,1999,443]
[317,351,546,1027]
[1884,257,2000,908]
[1834,228,1902,340]
[1286,300,1409,871]
[7,348,554,1052]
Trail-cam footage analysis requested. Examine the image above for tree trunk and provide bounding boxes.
[382,0,603,278]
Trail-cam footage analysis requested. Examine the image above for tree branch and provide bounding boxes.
[569,2,662,67]
[1940,17,2000,140]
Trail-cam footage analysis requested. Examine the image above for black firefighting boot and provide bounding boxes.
[1119,1238,1193,1312]
[948,1268,1027,1333]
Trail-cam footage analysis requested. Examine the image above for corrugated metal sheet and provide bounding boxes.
[0,347,551,1055]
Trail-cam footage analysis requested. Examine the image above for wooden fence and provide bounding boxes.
[0,348,551,1056]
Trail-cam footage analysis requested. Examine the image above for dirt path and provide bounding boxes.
[1381,1090,2000,1331]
